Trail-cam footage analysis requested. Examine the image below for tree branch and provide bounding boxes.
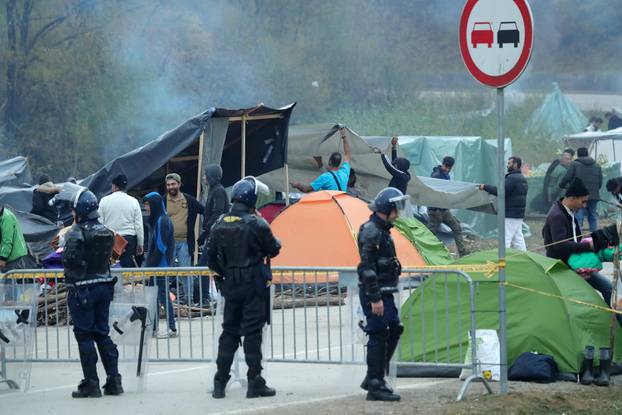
[27,15,66,54]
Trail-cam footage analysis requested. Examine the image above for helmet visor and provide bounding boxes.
[243,176,270,196]
[389,194,412,218]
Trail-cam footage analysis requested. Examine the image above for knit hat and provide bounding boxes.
[165,173,182,184]
[112,174,128,189]
[565,177,589,198]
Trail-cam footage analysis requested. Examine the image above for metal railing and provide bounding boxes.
[1,266,492,400]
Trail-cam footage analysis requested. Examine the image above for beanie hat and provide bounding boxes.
[565,177,589,198]
[165,173,182,184]
[112,174,128,189]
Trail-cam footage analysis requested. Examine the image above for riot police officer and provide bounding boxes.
[207,176,281,399]
[357,187,410,401]
[63,189,122,398]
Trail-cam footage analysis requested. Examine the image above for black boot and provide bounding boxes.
[595,347,611,387]
[366,378,400,402]
[71,379,102,398]
[102,374,124,396]
[580,346,595,385]
[360,374,394,393]
[246,375,276,398]
[212,373,230,399]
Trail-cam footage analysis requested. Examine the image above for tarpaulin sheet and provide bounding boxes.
[0,157,31,186]
[259,125,496,217]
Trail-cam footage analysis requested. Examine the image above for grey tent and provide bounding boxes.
[0,157,31,186]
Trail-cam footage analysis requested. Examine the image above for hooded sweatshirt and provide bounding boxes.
[203,164,230,238]
[143,192,175,267]
[381,147,411,195]
[559,157,603,201]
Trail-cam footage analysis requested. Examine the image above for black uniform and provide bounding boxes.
[207,202,281,384]
[63,219,118,388]
[357,213,403,385]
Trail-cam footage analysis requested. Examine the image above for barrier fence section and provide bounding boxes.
[1,267,492,400]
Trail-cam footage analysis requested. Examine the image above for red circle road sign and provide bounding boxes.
[459,0,534,88]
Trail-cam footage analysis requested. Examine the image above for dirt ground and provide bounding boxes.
[252,377,622,415]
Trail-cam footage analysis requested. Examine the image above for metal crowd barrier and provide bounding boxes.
[1,266,491,400]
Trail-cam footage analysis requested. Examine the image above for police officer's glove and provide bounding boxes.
[214,274,224,292]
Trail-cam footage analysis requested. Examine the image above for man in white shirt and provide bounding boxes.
[98,174,144,268]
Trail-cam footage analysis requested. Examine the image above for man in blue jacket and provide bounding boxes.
[143,192,177,339]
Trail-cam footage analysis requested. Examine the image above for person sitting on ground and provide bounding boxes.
[543,148,574,205]
[291,128,351,193]
[373,136,411,195]
[427,156,469,257]
[542,177,621,327]
[31,174,60,223]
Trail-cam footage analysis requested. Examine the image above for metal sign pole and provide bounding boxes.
[497,87,508,395]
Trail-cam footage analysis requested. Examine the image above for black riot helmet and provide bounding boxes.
[73,189,99,222]
[368,187,410,216]
[231,176,270,208]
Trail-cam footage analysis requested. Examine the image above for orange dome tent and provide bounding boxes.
[270,191,425,282]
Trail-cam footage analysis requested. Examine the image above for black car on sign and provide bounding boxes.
[497,21,519,48]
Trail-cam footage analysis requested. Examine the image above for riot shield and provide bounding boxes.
[109,282,157,393]
[0,284,37,392]
[209,284,274,395]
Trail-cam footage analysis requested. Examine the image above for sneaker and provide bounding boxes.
[156,329,178,339]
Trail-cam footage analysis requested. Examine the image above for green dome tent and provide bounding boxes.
[399,249,622,374]
[525,82,587,140]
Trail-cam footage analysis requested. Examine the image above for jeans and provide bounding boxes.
[575,199,599,233]
[119,235,137,268]
[152,276,176,332]
[174,241,194,303]
[587,272,622,327]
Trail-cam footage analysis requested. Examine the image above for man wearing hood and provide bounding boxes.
[143,192,177,339]
[377,136,411,195]
[559,147,602,232]
[427,156,468,257]
[198,164,230,305]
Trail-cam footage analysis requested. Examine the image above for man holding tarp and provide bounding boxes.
[291,128,351,193]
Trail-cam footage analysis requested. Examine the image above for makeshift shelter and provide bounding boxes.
[565,128,622,171]
[400,249,622,374]
[0,157,31,186]
[364,135,511,237]
[270,191,425,270]
[525,82,588,140]
[82,104,295,201]
[260,124,495,215]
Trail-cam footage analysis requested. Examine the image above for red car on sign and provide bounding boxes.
[471,22,493,48]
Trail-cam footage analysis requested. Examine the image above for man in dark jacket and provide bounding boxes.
[480,156,528,251]
[375,136,411,195]
[606,110,622,131]
[559,147,602,232]
[543,178,622,328]
[606,177,622,204]
[427,156,468,257]
[143,192,177,339]
[197,164,230,306]
[163,173,205,305]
